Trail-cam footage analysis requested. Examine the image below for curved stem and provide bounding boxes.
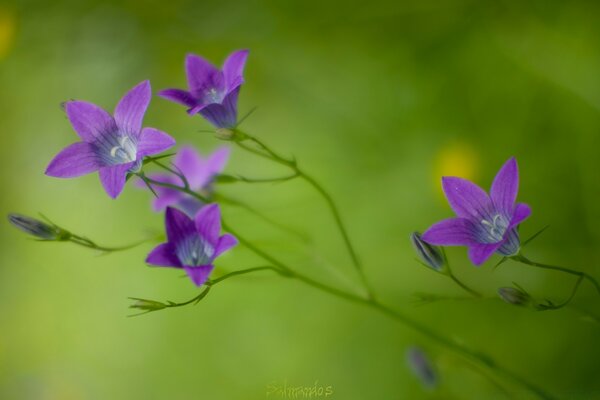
[68,234,148,253]
[135,165,555,399]
[442,248,482,297]
[235,131,374,299]
[448,273,482,298]
[215,193,310,243]
[223,222,556,400]
[209,266,288,285]
[512,254,600,296]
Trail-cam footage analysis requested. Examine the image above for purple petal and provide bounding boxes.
[65,101,117,143]
[183,265,214,286]
[468,242,503,266]
[490,157,519,216]
[185,54,223,96]
[508,203,532,230]
[158,88,197,108]
[136,127,176,157]
[99,163,132,198]
[146,243,182,268]
[199,87,240,128]
[207,147,231,176]
[194,203,221,246]
[214,233,238,258]
[174,146,206,189]
[442,177,493,221]
[421,218,477,246]
[114,80,151,135]
[45,142,101,178]
[222,49,248,90]
[165,207,196,244]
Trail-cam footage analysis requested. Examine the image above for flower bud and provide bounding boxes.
[215,128,235,140]
[7,213,67,240]
[406,346,438,389]
[129,298,167,311]
[497,287,531,306]
[411,232,445,272]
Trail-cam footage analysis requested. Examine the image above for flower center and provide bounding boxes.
[205,88,222,103]
[480,214,508,243]
[175,235,214,266]
[109,136,137,164]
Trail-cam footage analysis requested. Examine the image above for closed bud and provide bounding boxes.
[406,346,438,389]
[411,232,445,272]
[129,298,167,311]
[498,287,531,306]
[8,213,68,241]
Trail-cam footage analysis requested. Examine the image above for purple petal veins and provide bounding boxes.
[159,50,248,129]
[423,157,531,266]
[146,205,237,286]
[46,80,175,198]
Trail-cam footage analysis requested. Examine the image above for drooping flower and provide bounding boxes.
[143,146,230,216]
[159,49,249,129]
[422,157,531,266]
[45,81,176,198]
[146,205,238,286]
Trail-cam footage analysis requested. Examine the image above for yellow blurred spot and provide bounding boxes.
[0,7,17,60]
[433,142,479,199]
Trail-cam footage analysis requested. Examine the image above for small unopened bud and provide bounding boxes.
[129,298,167,311]
[498,287,530,306]
[8,213,67,240]
[406,346,438,389]
[215,128,235,140]
[411,232,445,272]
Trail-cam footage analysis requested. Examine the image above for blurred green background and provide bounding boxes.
[1,0,600,399]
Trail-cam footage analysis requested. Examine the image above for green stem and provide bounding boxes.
[235,131,374,299]
[442,248,482,298]
[512,254,600,296]
[137,165,555,399]
[68,234,148,253]
[448,273,482,298]
[224,222,556,400]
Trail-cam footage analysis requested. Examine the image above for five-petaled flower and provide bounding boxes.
[422,157,531,266]
[146,205,238,286]
[143,146,230,216]
[45,81,176,198]
[159,49,249,129]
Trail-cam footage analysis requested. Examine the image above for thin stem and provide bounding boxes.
[209,266,289,285]
[135,164,555,399]
[448,273,482,298]
[442,248,482,298]
[235,131,374,299]
[512,254,600,296]
[215,193,310,243]
[68,234,148,253]
[223,222,555,400]
[234,172,300,183]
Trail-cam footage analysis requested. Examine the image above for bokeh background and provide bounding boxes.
[1,0,600,399]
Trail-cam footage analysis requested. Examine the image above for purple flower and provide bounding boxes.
[146,205,238,286]
[46,81,176,198]
[144,146,230,216]
[422,157,531,266]
[159,49,249,129]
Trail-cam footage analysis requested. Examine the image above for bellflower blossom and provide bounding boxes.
[144,146,230,216]
[146,205,238,286]
[45,81,176,198]
[422,157,531,266]
[158,49,249,129]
